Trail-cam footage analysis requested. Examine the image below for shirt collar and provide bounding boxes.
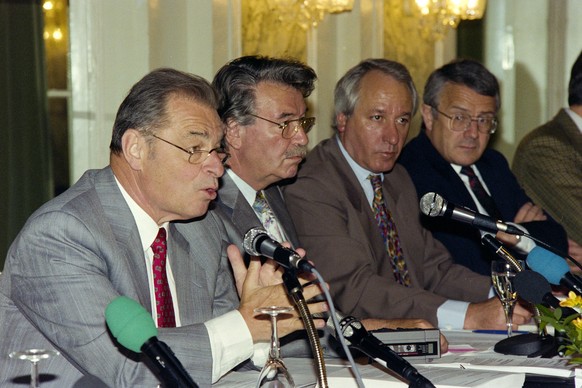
[565,107,582,134]
[114,176,169,252]
[226,169,258,207]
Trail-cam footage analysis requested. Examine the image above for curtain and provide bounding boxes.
[0,0,52,270]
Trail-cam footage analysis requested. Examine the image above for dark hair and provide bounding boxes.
[332,58,418,132]
[423,59,500,112]
[109,68,218,154]
[569,51,582,106]
[211,55,317,126]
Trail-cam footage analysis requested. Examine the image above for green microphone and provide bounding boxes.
[105,296,198,387]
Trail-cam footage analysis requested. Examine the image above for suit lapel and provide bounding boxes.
[94,168,151,310]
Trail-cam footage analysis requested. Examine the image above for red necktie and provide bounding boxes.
[151,228,176,328]
[369,174,411,286]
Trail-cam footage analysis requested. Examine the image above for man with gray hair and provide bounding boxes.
[284,58,531,330]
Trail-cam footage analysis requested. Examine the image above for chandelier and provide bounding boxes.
[413,0,487,40]
[268,0,355,30]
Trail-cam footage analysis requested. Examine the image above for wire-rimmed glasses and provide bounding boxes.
[249,113,316,139]
[432,107,498,134]
[152,134,230,165]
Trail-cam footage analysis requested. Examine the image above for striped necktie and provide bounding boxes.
[369,174,411,286]
[151,228,176,328]
[460,165,502,220]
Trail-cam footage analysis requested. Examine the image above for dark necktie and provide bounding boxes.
[151,228,176,328]
[369,174,411,286]
[460,165,502,220]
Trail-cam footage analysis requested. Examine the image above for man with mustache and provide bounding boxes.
[399,59,567,276]
[211,56,447,349]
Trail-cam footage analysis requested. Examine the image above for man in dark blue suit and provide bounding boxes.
[400,59,567,276]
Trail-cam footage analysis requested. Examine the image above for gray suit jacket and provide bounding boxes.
[213,171,301,251]
[284,137,491,327]
[0,167,239,387]
[213,171,340,358]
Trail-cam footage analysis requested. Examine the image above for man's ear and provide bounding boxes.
[336,113,348,133]
[421,104,434,132]
[122,129,146,170]
[224,118,243,150]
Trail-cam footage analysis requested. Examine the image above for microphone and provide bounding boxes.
[243,227,315,272]
[481,234,524,272]
[419,192,524,236]
[514,270,578,317]
[526,246,582,296]
[105,296,198,388]
[327,311,435,388]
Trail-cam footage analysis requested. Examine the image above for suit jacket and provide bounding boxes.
[399,130,567,275]
[513,108,582,244]
[0,167,240,387]
[213,171,301,252]
[213,171,340,357]
[283,137,491,327]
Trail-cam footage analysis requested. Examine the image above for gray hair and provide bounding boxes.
[110,68,218,154]
[212,55,317,126]
[423,59,500,113]
[332,58,418,132]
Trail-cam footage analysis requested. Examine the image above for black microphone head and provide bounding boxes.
[514,270,552,305]
[326,311,367,347]
[419,192,445,217]
[243,227,267,256]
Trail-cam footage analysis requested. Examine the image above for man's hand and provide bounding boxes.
[464,297,532,330]
[227,244,328,342]
[362,318,449,353]
[497,202,546,246]
[568,239,582,273]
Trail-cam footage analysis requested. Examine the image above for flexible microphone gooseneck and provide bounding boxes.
[327,311,436,388]
[419,192,524,235]
[105,296,198,388]
[243,227,328,388]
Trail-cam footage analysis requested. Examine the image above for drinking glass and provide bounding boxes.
[491,260,522,336]
[255,306,295,388]
[9,348,59,388]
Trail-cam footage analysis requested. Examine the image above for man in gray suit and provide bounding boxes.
[284,59,532,330]
[211,56,447,342]
[0,68,326,387]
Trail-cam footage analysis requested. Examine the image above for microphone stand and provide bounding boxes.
[282,269,328,388]
[481,235,558,357]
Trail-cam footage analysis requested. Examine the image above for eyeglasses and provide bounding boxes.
[432,107,498,134]
[249,113,316,139]
[152,134,230,165]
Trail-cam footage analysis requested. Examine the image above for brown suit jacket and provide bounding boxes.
[513,108,582,244]
[284,137,491,326]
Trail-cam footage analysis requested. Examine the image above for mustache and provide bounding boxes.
[286,145,308,158]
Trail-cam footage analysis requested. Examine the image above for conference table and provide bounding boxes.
[214,329,578,387]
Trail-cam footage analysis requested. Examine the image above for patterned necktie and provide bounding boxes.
[460,165,502,220]
[151,228,176,328]
[252,191,285,242]
[369,174,411,286]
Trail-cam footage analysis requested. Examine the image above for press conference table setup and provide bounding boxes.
[215,329,579,387]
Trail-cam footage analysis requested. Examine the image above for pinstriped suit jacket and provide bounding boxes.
[0,167,239,387]
[513,108,582,244]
